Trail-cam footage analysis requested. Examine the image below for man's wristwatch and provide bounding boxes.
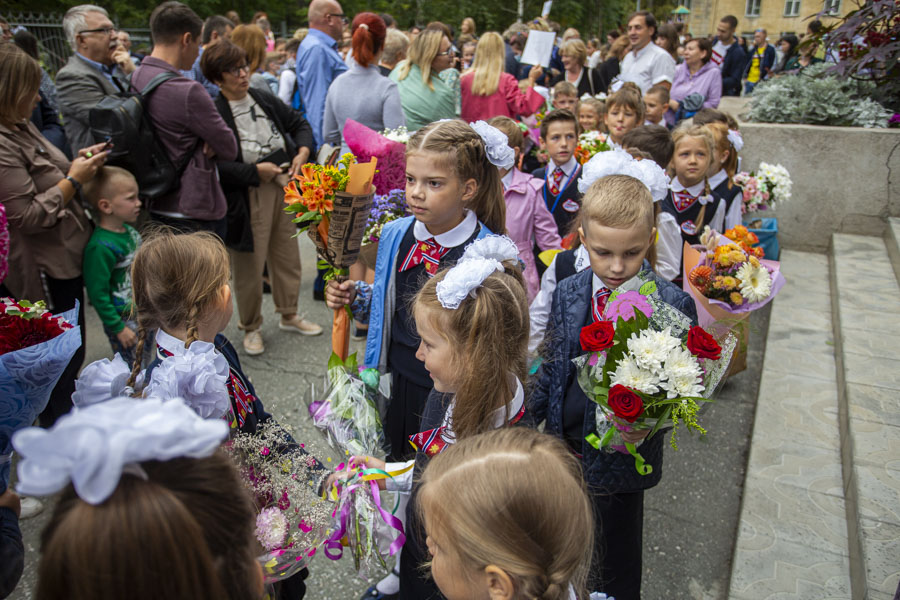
[65,176,82,195]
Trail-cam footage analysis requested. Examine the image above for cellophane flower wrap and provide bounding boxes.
[307,352,402,578]
[734,163,792,213]
[342,119,407,194]
[573,277,736,475]
[0,299,81,492]
[225,419,332,583]
[574,130,612,164]
[687,228,786,315]
[363,189,410,247]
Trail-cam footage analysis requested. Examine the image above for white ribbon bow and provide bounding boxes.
[435,236,520,309]
[469,121,516,170]
[578,148,671,203]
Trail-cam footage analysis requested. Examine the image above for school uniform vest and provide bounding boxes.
[712,179,743,219]
[660,189,720,247]
[532,164,584,237]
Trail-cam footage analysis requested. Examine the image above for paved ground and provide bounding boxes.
[8,236,768,600]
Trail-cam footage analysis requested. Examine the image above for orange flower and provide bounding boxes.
[689,265,713,291]
[284,180,303,205]
[305,187,333,214]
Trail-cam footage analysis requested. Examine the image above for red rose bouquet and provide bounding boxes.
[0,299,81,491]
[574,278,735,475]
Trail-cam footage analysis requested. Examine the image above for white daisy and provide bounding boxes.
[610,355,661,395]
[663,346,703,379]
[626,328,679,374]
[736,262,773,303]
[660,369,705,399]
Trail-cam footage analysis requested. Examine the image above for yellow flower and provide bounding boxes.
[748,256,761,268]
[722,276,738,289]
[730,292,744,305]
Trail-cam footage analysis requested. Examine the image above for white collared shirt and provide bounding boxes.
[620,42,676,93]
[384,375,526,493]
[412,209,478,247]
[670,179,726,233]
[708,169,743,230]
[155,329,217,357]
[591,273,610,296]
[501,169,514,190]
[528,245,590,354]
[548,155,579,180]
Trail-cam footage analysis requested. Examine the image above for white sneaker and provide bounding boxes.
[243,330,265,355]
[279,315,323,336]
[20,496,44,519]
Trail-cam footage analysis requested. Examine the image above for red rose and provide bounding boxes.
[0,315,67,355]
[687,326,722,360]
[580,321,615,352]
[607,385,644,423]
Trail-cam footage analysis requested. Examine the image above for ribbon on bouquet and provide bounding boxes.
[323,462,413,562]
[585,420,653,476]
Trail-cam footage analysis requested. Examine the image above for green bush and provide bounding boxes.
[747,64,892,128]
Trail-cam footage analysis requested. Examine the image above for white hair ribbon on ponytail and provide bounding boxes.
[435,235,520,309]
[357,23,369,30]
[577,148,670,203]
[727,129,744,152]
[469,121,516,170]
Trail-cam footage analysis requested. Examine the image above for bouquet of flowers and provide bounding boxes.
[284,153,375,359]
[307,353,403,578]
[0,299,81,491]
[574,130,611,164]
[359,189,410,269]
[226,420,333,583]
[574,280,735,474]
[343,119,407,194]
[723,225,765,258]
[734,163,792,213]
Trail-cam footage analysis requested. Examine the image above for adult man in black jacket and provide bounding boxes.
[712,15,747,96]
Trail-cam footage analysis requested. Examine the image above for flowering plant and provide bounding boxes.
[284,153,355,233]
[723,225,765,258]
[343,120,406,193]
[226,420,332,582]
[380,125,410,144]
[734,163,792,213]
[575,281,735,474]
[363,189,410,246]
[574,130,611,165]
[0,299,74,355]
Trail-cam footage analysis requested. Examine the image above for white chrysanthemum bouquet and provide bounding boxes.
[575,280,736,475]
[734,162,792,213]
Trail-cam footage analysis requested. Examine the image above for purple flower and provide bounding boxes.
[604,291,654,321]
[890,113,900,126]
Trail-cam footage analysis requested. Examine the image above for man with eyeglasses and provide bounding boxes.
[296,0,349,149]
[56,4,132,152]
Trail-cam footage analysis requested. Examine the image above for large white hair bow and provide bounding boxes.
[577,148,671,203]
[469,121,516,170]
[13,396,228,504]
[727,129,744,152]
[435,236,520,309]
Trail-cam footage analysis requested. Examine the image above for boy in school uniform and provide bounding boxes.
[530,174,698,600]
[532,109,583,240]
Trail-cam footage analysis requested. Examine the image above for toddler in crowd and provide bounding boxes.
[347,236,531,599]
[418,427,594,600]
[13,397,261,600]
[82,166,148,365]
[578,97,605,133]
[662,125,725,281]
[551,80,578,112]
[530,174,697,599]
[643,84,669,127]
[488,116,562,300]
[604,82,643,149]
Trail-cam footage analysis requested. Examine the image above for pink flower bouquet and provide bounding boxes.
[342,119,407,194]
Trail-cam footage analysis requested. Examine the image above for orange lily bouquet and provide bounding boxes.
[284,153,376,359]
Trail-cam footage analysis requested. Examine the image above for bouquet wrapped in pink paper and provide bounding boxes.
[342,119,407,194]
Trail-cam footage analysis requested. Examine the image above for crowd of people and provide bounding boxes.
[0,2,794,599]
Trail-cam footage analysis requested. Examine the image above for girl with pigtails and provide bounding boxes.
[338,235,534,599]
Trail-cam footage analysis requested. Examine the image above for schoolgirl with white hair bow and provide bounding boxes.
[344,235,532,599]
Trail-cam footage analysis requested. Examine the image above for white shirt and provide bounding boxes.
[711,40,733,68]
[528,245,591,354]
[708,169,743,230]
[384,375,526,492]
[656,212,682,281]
[155,328,216,357]
[619,42,676,93]
[547,155,579,180]
[501,169,515,190]
[670,179,726,233]
[413,209,478,247]
[228,94,286,164]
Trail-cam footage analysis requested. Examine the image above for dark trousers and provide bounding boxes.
[149,212,227,240]
[385,370,431,461]
[590,490,644,600]
[1,276,88,428]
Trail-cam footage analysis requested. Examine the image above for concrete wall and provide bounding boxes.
[737,123,900,252]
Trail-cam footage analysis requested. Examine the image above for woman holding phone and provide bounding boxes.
[202,39,322,357]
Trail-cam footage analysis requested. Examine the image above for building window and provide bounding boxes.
[680,0,692,10]
[824,0,841,14]
[746,0,762,16]
[784,0,801,15]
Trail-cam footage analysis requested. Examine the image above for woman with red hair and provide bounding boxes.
[323,13,406,156]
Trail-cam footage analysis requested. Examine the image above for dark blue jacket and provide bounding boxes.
[529,264,698,494]
[743,44,776,82]
[0,506,23,598]
[721,43,748,96]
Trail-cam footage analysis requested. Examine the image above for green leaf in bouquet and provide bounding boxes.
[639,281,657,296]
[646,405,672,440]
[296,210,321,222]
[327,351,345,372]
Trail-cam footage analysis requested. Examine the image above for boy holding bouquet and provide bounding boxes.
[530,174,698,600]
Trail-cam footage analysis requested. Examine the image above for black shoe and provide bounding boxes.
[313,289,325,302]
[262,279,272,294]
[352,327,369,341]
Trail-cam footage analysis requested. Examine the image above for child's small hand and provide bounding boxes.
[620,428,651,445]
[350,455,388,490]
[0,488,21,517]
[116,326,138,349]
[325,280,357,310]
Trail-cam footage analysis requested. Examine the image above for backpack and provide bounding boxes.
[89,72,194,201]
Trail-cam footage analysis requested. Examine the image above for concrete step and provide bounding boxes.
[728,250,851,600]
[883,217,900,286]
[831,233,900,599]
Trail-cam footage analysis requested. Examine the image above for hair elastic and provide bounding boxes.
[357,23,369,30]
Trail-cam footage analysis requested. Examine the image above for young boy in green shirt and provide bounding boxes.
[82,166,146,364]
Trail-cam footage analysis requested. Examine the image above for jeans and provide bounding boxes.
[744,80,758,95]
[103,318,155,367]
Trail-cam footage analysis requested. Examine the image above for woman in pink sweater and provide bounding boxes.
[461,32,545,123]
[488,116,562,300]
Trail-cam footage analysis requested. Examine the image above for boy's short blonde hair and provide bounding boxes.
[487,116,524,154]
[552,80,577,100]
[82,166,137,210]
[581,174,655,233]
